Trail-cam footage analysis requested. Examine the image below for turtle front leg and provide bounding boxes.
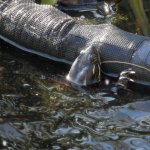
[66,45,101,86]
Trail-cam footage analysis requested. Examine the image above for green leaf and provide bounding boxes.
[41,0,56,5]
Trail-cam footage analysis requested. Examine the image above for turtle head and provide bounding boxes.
[66,46,101,86]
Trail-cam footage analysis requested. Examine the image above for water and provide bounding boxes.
[0,0,150,149]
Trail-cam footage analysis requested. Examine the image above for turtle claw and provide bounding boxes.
[117,68,136,88]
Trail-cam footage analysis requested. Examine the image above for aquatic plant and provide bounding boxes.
[41,0,56,5]
[129,0,150,36]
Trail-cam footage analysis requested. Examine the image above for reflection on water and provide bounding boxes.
[0,0,150,149]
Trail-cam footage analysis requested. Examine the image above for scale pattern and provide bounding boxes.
[0,0,150,85]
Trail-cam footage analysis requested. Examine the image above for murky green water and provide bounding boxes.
[0,0,150,149]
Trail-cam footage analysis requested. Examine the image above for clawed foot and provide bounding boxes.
[111,68,136,96]
[117,68,136,89]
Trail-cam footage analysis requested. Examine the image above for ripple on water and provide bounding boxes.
[0,123,25,141]
[53,127,81,136]
[119,101,150,133]
[124,138,150,150]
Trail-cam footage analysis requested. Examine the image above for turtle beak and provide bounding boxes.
[66,46,101,86]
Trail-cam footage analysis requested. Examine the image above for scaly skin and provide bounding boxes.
[0,0,150,86]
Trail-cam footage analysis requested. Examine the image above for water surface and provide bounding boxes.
[0,0,150,149]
